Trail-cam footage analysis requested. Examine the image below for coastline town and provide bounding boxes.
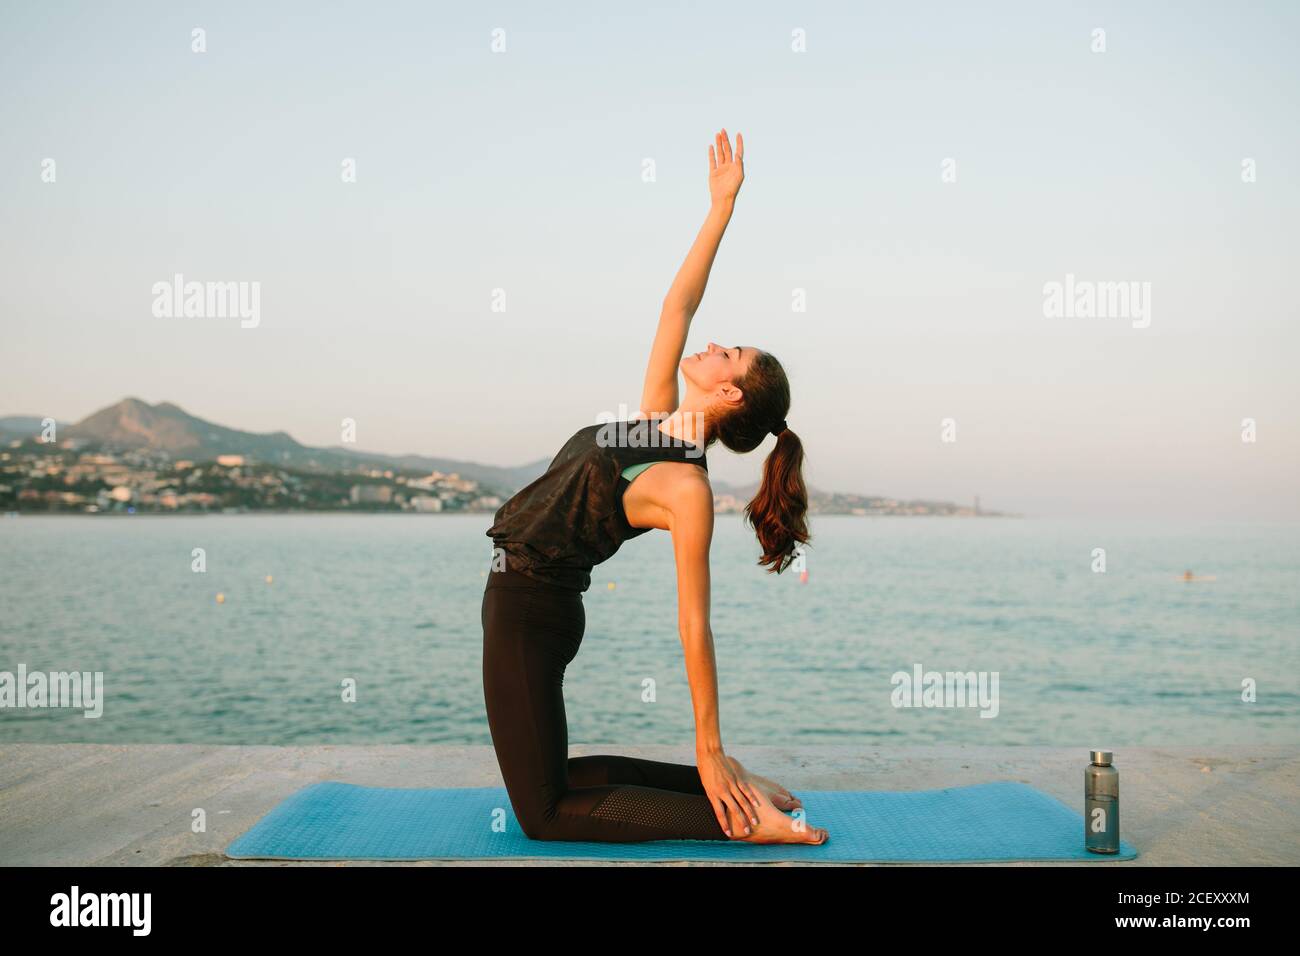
[0,400,1005,517]
[1,437,1000,518]
[0,440,504,515]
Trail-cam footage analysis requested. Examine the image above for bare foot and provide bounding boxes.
[729,785,828,845]
[725,756,803,812]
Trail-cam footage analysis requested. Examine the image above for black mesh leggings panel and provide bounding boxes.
[481,567,728,842]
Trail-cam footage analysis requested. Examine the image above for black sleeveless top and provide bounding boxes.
[485,419,709,592]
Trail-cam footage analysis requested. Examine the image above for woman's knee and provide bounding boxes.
[515,806,567,841]
[508,788,564,840]
[514,790,599,841]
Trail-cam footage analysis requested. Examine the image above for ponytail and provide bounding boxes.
[744,428,809,573]
[711,349,811,574]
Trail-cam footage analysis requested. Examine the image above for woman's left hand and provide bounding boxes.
[697,748,762,836]
[708,129,744,204]
[725,755,803,812]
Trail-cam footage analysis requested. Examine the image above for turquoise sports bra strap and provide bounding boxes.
[620,460,657,482]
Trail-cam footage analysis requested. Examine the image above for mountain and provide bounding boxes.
[57,398,545,494]
[71,397,306,461]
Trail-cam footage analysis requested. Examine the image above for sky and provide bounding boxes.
[2,1,1297,518]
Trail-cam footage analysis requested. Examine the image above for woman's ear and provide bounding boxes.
[716,381,744,407]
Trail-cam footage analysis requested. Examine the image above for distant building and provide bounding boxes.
[350,484,392,505]
[411,495,443,513]
[216,455,245,467]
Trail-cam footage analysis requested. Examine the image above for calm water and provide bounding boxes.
[1,515,1296,747]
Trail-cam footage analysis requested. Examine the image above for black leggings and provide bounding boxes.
[481,566,729,842]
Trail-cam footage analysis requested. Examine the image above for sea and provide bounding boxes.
[1,514,1296,748]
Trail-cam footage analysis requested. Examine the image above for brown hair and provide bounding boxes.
[709,350,809,573]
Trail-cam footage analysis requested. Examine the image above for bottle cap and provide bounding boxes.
[1090,750,1113,765]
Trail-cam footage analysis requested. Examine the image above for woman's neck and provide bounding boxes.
[656,405,710,447]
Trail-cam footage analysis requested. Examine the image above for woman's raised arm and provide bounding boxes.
[638,129,745,418]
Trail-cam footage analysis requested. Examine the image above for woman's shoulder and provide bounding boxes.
[630,458,711,501]
[619,458,712,537]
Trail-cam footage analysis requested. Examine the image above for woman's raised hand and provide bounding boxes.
[708,128,744,205]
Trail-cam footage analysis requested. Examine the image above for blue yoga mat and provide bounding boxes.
[224,780,1139,862]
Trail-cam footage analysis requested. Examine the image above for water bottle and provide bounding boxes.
[1084,750,1120,853]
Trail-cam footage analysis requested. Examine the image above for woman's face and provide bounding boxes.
[680,342,756,393]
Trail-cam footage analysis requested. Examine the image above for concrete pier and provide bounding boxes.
[1,744,1295,866]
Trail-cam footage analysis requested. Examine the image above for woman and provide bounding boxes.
[482,129,827,845]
